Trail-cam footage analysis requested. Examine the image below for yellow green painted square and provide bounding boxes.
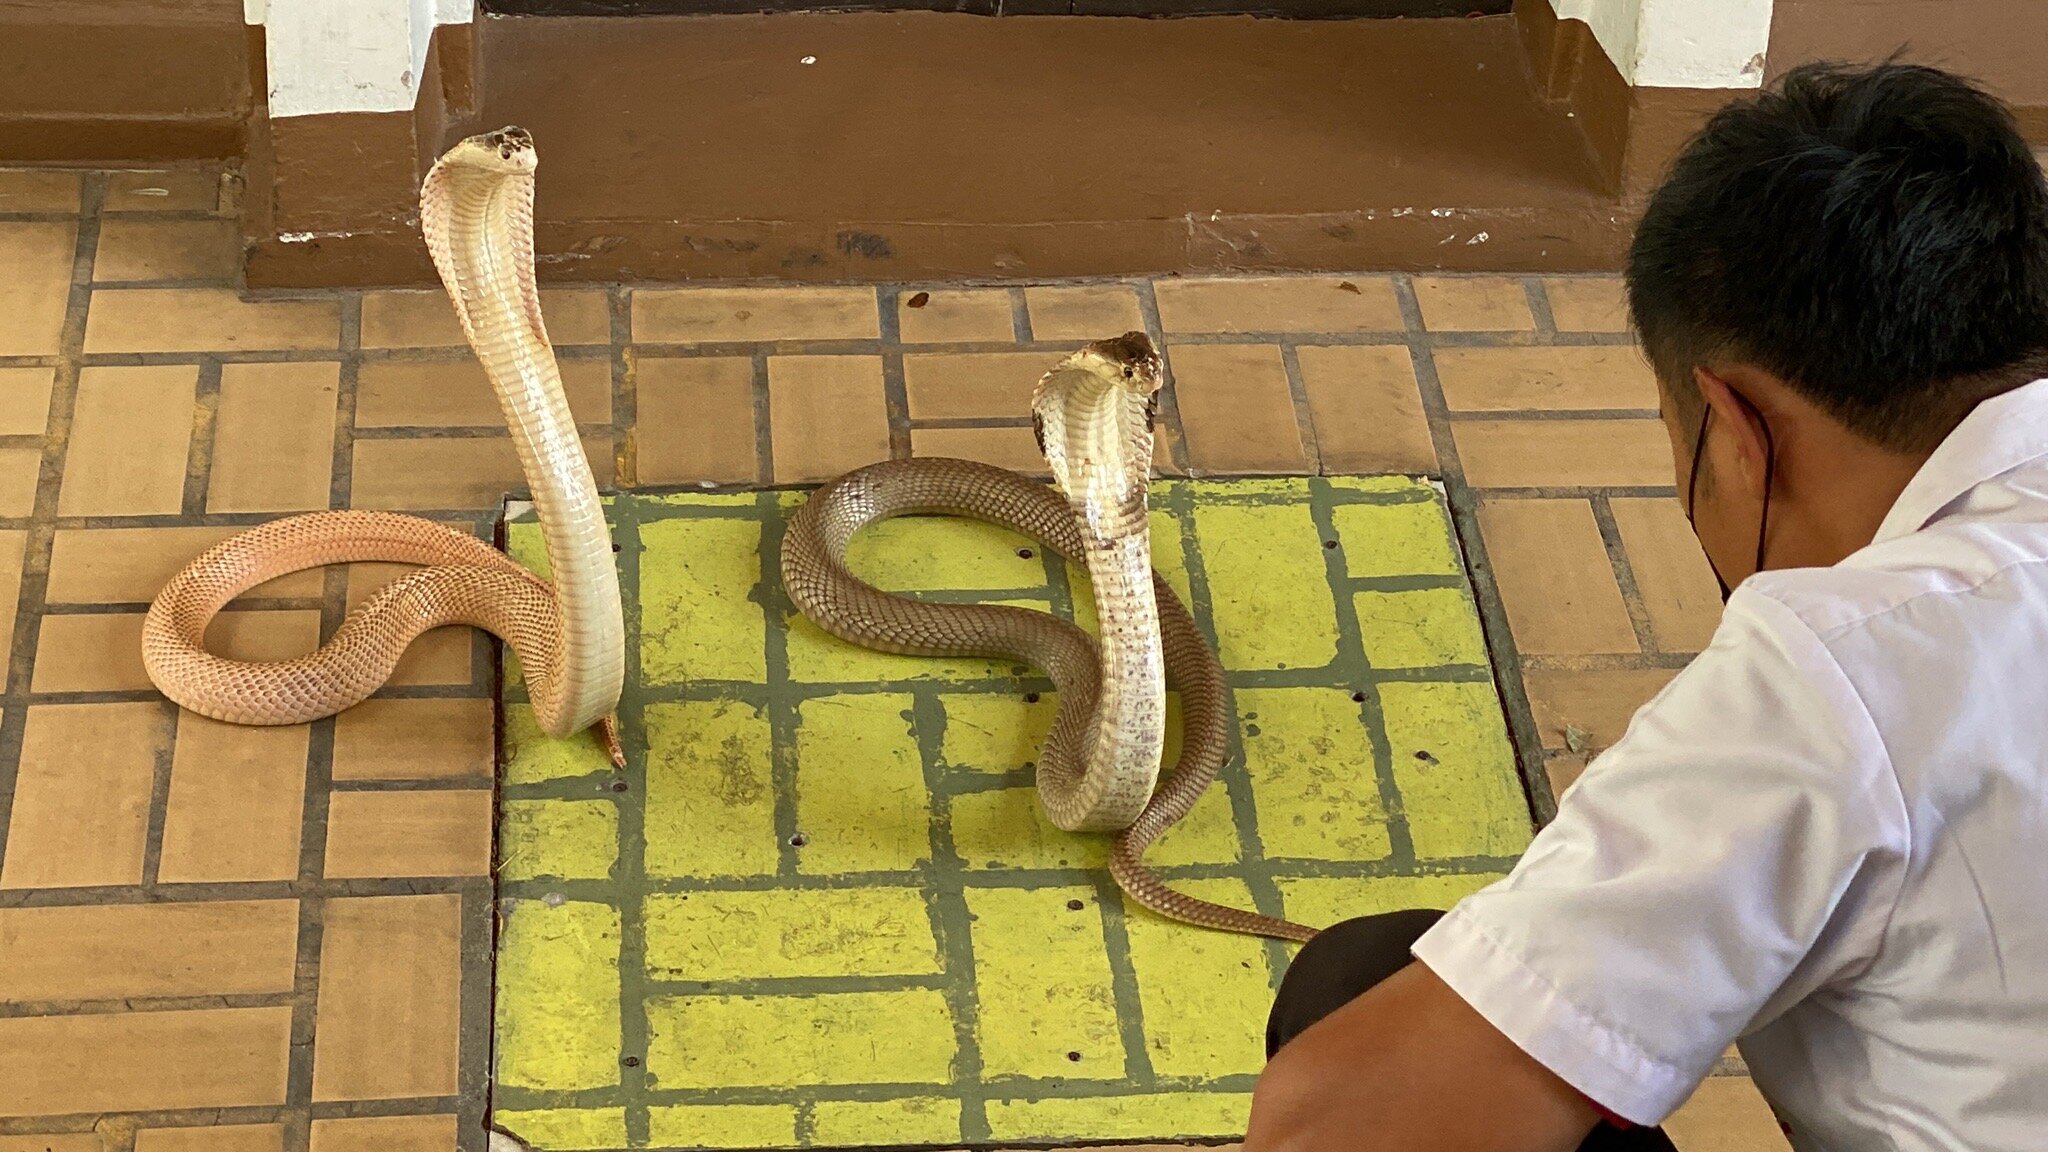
[494,478,1534,1150]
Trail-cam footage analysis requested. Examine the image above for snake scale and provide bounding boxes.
[784,335,1319,942]
[143,127,625,763]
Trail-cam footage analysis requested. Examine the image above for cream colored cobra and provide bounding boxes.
[783,333,1318,942]
[142,127,625,764]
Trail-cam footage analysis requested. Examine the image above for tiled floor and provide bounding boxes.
[0,165,1776,1151]
[493,478,1530,1150]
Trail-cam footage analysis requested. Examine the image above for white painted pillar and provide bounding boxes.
[244,0,475,118]
[1551,0,1773,89]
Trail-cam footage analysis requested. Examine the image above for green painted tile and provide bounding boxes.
[645,989,956,1089]
[843,514,1046,591]
[1355,587,1490,669]
[1123,877,1274,1079]
[645,1104,798,1149]
[1239,686,1393,863]
[984,1091,1253,1143]
[642,888,940,981]
[951,786,1109,871]
[503,702,615,785]
[639,516,769,684]
[810,1097,963,1147]
[784,608,1026,683]
[794,693,931,874]
[494,899,621,1092]
[938,692,1059,773]
[1277,873,1509,929]
[1382,680,1534,859]
[966,885,1123,1080]
[1194,501,1339,671]
[498,799,617,882]
[492,1108,627,1151]
[643,698,778,879]
[1332,495,1462,578]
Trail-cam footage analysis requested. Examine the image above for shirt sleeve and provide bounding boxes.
[1410,588,1909,1124]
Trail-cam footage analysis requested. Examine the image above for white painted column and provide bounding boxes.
[1551,0,1773,89]
[245,0,475,118]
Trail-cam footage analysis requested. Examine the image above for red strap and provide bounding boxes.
[1588,1099,1633,1130]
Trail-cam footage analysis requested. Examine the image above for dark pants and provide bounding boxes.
[1266,910,1678,1152]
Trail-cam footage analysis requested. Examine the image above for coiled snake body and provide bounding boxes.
[143,128,625,762]
[784,335,1317,942]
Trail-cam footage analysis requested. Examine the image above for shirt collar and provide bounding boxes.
[1874,377,2048,544]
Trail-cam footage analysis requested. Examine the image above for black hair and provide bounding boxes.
[1627,60,2048,452]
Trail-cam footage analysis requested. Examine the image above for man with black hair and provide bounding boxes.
[1244,61,2048,1152]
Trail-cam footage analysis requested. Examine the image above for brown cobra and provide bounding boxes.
[142,128,626,764]
[783,333,1318,942]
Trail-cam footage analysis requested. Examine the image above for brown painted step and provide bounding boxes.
[249,9,1614,287]
[484,1,1512,16]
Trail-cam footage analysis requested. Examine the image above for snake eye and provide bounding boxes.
[1122,365,1135,379]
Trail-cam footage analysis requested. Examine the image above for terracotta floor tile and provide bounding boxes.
[633,356,758,486]
[105,170,221,213]
[1412,276,1534,332]
[767,355,892,484]
[310,894,462,1101]
[0,170,81,213]
[1295,344,1436,475]
[0,1135,103,1152]
[0,448,42,517]
[0,222,78,356]
[1023,284,1145,342]
[1453,419,1673,489]
[1153,276,1402,333]
[0,530,24,679]
[360,288,610,349]
[355,357,611,427]
[1665,1077,1792,1151]
[1169,343,1309,474]
[903,351,1048,421]
[1611,496,1722,652]
[1476,498,1638,656]
[910,425,1047,476]
[157,716,309,884]
[1434,346,1657,412]
[93,219,239,282]
[1544,750,1592,801]
[899,288,1014,343]
[47,526,323,604]
[1543,277,1631,333]
[0,900,298,1003]
[208,361,339,513]
[1523,667,1679,752]
[0,1007,291,1117]
[207,608,323,662]
[351,434,614,510]
[83,288,340,354]
[634,286,880,343]
[0,367,55,436]
[0,702,167,890]
[135,1125,285,1152]
[308,1115,457,1152]
[332,698,493,781]
[322,790,492,878]
[31,612,152,691]
[57,365,196,517]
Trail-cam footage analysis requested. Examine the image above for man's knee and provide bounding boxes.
[1266,908,1446,1058]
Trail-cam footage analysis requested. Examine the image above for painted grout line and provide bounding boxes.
[0,172,105,879]
[1394,273,1560,828]
[878,288,914,462]
[751,350,776,487]
[1523,275,1560,339]
[610,285,637,489]
[1008,285,1035,345]
[1277,342,1324,472]
[908,690,992,1144]
[1589,494,1661,655]
[1135,280,1192,476]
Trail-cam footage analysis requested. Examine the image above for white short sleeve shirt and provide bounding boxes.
[1412,379,2048,1151]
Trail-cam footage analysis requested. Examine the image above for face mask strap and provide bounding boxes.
[1683,393,1775,602]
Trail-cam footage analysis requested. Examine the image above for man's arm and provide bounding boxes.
[1245,960,1598,1152]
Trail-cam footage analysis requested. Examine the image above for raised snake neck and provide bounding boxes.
[783,335,1318,943]
[142,127,625,762]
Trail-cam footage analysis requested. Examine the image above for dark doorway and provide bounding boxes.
[483,1,1511,16]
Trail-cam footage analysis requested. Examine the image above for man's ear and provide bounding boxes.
[1695,366,1773,500]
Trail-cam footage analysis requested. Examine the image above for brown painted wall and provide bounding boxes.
[0,0,251,161]
[1770,0,2048,136]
